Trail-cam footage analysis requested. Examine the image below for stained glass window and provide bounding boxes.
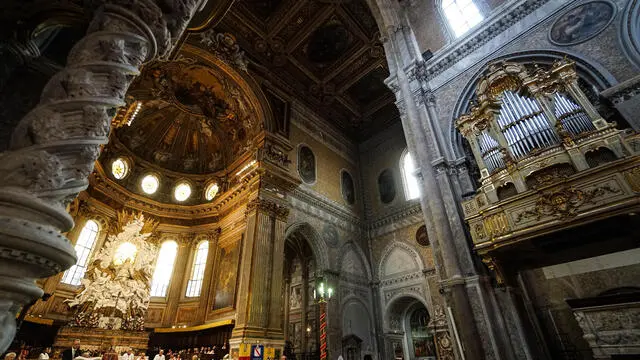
[150,241,178,297]
[61,220,99,285]
[442,0,484,37]
[186,241,209,297]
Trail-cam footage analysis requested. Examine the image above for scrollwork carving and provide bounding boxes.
[515,185,621,222]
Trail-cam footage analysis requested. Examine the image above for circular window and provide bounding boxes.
[174,182,192,202]
[111,158,129,180]
[141,174,159,194]
[205,183,219,201]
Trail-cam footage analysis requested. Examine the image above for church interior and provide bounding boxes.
[0,0,639,359]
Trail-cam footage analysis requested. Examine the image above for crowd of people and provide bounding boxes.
[2,341,231,360]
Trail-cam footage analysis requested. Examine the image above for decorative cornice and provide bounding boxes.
[289,187,362,229]
[367,203,423,232]
[379,271,423,287]
[601,75,640,104]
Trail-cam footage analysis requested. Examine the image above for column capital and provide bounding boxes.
[245,198,290,221]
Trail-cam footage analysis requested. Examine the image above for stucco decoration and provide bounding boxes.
[66,213,158,330]
[549,1,616,46]
[322,224,339,248]
[379,242,422,280]
[340,248,366,277]
[0,0,200,352]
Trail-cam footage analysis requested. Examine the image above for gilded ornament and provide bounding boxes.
[623,166,640,192]
[482,212,510,239]
[515,185,621,223]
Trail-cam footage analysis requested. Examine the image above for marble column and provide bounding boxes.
[380,15,534,359]
[231,197,289,350]
[0,0,200,352]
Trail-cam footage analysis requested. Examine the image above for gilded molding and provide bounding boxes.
[623,166,640,192]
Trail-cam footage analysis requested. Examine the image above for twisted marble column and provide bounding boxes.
[0,0,198,352]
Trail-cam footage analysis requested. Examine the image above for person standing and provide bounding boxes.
[39,348,51,360]
[62,339,81,360]
[152,350,164,360]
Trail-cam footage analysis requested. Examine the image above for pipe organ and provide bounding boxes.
[455,59,640,284]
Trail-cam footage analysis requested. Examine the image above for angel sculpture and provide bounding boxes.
[66,214,158,330]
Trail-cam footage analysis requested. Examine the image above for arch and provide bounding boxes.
[448,49,619,159]
[378,242,425,280]
[338,240,373,280]
[383,293,431,332]
[619,0,640,69]
[342,296,375,353]
[284,222,330,271]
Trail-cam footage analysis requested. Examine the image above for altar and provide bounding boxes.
[54,213,158,353]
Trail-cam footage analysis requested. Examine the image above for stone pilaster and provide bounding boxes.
[165,234,195,326]
[231,197,290,350]
[382,15,498,360]
[0,0,200,352]
[198,229,220,322]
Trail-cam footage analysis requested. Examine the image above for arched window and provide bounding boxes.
[186,241,209,297]
[401,150,421,200]
[442,0,484,37]
[61,220,100,285]
[150,240,178,297]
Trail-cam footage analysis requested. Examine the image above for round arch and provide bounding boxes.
[619,0,640,69]
[448,49,619,159]
[383,294,434,360]
[284,222,330,271]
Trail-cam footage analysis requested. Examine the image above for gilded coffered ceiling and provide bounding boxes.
[192,0,399,141]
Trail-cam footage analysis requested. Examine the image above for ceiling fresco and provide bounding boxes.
[116,59,261,175]
[197,0,400,141]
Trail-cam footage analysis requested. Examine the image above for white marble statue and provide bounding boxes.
[67,214,158,330]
